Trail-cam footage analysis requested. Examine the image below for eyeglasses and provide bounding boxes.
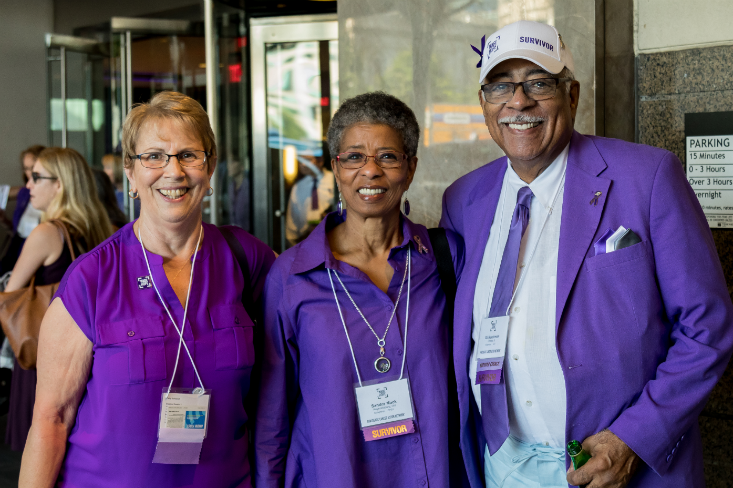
[336,151,408,170]
[481,77,571,104]
[134,150,209,169]
[31,172,58,183]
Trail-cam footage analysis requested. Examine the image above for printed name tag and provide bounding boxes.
[153,388,211,464]
[354,378,415,442]
[475,316,509,385]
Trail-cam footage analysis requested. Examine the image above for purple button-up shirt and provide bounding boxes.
[55,222,275,487]
[254,212,465,488]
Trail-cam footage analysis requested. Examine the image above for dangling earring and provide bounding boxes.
[205,187,214,196]
[337,192,343,216]
[402,192,410,216]
[129,189,139,199]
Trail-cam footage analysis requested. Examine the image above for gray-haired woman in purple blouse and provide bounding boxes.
[254,92,468,487]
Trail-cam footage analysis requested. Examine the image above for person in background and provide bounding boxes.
[284,151,335,247]
[4,147,114,452]
[13,145,46,238]
[226,158,251,231]
[102,153,125,211]
[19,91,275,487]
[92,168,128,229]
[0,146,46,273]
[441,20,733,488]
[255,92,467,487]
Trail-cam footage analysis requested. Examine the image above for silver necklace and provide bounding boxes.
[332,252,410,373]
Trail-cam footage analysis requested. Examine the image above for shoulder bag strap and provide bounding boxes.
[427,227,469,487]
[48,220,77,262]
[427,227,456,312]
[219,225,262,456]
[219,226,255,322]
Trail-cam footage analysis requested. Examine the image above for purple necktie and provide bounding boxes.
[488,185,533,317]
[481,185,532,452]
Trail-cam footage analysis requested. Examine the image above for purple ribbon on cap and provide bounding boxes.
[471,35,486,68]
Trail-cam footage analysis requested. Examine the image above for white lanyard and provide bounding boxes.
[486,169,566,318]
[328,249,411,387]
[138,224,205,395]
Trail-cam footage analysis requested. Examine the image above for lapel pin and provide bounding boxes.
[590,191,602,206]
[413,235,429,254]
[137,276,152,289]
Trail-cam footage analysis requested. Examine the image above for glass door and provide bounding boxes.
[110,17,207,222]
[45,34,109,166]
[250,15,338,253]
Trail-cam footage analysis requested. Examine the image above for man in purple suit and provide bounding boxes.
[441,20,733,488]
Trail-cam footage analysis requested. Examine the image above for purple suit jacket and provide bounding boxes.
[440,131,733,487]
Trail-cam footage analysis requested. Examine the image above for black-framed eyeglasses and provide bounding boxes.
[336,151,408,170]
[31,172,58,183]
[133,150,209,169]
[481,77,572,104]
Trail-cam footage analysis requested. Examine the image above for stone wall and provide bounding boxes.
[637,44,733,487]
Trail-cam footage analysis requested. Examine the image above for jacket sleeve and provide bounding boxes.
[253,267,300,488]
[609,152,733,476]
[440,186,460,236]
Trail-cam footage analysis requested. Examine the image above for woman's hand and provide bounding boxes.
[19,298,92,488]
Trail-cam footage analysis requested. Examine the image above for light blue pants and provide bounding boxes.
[484,436,567,488]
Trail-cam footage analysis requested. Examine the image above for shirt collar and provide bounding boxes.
[123,220,212,266]
[505,143,569,208]
[289,211,433,276]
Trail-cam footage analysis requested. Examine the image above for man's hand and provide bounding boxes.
[566,430,640,488]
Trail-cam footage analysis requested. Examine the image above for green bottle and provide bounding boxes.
[567,440,592,488]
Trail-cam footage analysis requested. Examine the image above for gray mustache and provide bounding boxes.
[497,115,546,124]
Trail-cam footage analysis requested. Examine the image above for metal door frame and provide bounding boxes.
[45,34,107,150]
[250,14,337,245]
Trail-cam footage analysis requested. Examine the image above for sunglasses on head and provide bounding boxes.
[31,172,58,183]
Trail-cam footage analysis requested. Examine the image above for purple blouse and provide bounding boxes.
[55,222,275,487]
[254,212,465,488]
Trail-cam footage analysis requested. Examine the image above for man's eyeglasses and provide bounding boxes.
[336,151,408,170]
[31,172,58,183]
[133,150,209,169]
[481,77,572,104]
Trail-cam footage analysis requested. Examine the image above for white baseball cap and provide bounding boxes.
[475,20,575,83]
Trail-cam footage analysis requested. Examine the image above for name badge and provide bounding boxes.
[354,378,415,442]
[152,388,211,464]
[475,316,509,385]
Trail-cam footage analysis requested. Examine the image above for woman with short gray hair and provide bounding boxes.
[254,91,467,487]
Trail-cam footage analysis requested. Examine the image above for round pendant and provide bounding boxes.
[375,356,391,373]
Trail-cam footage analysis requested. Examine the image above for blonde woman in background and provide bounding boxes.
[4,147,113,451]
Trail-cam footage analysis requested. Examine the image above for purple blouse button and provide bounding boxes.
[127,330,135,337]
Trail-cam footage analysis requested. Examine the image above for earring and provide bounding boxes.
[206,187,214,196]
[337,193,343,216]
[128,190,139,199]
[402,192,410,216]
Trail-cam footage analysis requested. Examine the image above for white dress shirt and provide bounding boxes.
[471,144,568,448]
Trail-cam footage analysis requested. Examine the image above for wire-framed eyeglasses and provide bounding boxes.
[481,77,572,104]
[336,151,408,170]
[31,172,58,183]
[133,150,209,169]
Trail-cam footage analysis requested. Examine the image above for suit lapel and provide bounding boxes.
[556,132,610,330]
